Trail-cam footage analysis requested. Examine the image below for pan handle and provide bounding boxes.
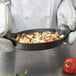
[59,25,76,43]
[59,25,71,36]
[4,33,16,46]
[59,25,76,35]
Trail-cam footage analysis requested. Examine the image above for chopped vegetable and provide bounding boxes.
[16,73,19,76]
[12,31,64,44]
[16,69,29,76]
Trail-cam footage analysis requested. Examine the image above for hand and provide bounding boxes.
[68,31,76,44]
[0,2,12,37]
[57,0,76,44]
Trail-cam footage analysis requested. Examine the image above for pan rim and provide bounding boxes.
[11,28,66,45]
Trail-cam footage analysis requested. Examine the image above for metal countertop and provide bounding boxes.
[15,41,76,76]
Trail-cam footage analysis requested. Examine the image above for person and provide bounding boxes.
[0,0,76,44]
[0,0,15,75]
[0,0,75,75]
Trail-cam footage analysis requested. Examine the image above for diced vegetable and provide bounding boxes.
[16,69,29,76]
[12,31,64,44]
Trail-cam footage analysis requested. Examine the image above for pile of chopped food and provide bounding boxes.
[12,31,64,44]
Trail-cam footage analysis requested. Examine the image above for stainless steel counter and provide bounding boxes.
[15,41,76,76]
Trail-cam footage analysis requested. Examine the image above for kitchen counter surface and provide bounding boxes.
[15,42,76,76]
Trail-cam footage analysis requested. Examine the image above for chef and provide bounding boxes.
[0,0,76,75]
[0,0,76,44]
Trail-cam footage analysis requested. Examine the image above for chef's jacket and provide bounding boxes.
[0,0,76,44]
[11,0,61,32]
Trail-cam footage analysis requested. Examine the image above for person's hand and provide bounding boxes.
[57,0,76,44]
[0,1,12,37]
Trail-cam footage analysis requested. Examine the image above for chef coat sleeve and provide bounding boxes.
[57,0,76,44]
[0,0,12,37]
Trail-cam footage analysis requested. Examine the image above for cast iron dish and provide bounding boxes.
[5,27,70,51]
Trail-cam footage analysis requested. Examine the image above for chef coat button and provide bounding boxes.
[24,15,29,19]
[45,15,49,18]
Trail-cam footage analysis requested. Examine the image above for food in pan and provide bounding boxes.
[12,31,64,44]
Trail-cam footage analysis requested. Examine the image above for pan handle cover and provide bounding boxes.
[59,24,71,35]
[3,33,16,46]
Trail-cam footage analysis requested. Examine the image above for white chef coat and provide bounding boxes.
[11,0,61,32]
[0,0,76,44]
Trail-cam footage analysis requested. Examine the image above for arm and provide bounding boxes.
[57,0,76,44]
[0,0,12,37]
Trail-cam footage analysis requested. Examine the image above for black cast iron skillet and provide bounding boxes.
[5,26,72,51]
